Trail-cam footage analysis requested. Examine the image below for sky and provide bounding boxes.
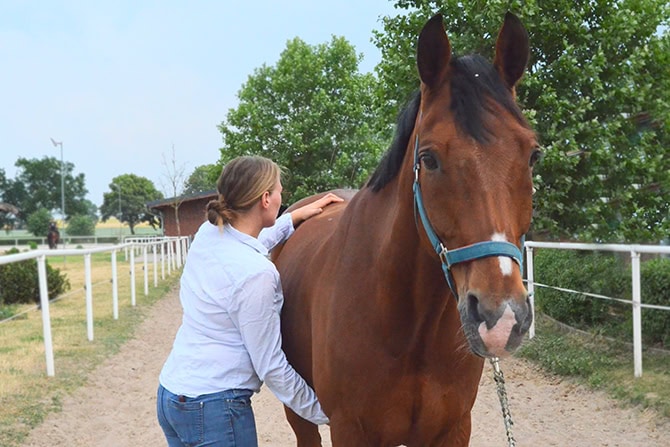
[0,0,400,208]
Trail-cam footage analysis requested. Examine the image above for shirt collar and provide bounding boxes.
[224,223,268,256]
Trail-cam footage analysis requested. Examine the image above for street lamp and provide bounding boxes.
[49,138,65,222]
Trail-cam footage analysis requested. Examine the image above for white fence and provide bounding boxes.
[0,237,189,377]
[525,241,670,378]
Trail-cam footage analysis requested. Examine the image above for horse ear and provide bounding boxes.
[493,12,529,90]
[417,14,451,88]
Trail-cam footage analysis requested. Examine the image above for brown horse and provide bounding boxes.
[273,13,539,446]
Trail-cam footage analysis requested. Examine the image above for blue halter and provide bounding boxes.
[412,133,524,297]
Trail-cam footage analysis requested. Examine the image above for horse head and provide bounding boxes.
[412,13,539,358]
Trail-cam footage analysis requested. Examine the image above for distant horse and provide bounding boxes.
[272,13,539,446]
[47,225,59,249]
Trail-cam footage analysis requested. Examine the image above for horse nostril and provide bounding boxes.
[467,293,481,323]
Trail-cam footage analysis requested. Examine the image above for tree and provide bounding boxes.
[2,157,90,224]
[373,1,670,243]
[160,146,188,235]
[0,169,17,231]
[99,174,163,235]
[184,164,219,194]
[26,208,53,237]
[66,215,96,236]
[218,36,385,203]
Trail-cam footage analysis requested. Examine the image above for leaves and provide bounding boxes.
[217,36,385,203]
[99,174,163,234]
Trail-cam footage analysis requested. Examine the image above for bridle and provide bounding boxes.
[412,132,524,298]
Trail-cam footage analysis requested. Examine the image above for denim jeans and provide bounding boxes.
[157,384,258,447]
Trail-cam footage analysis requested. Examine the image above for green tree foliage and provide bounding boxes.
[2,157,90,223]
[66,214,96,236]
[99,174,163,234]
[374,0,670,242]
[183,164,219,194]
[26,208,53,237]
[218,36,385,202]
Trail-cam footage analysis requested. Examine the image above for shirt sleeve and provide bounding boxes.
[258,213,295,251]
[230,269,328,425]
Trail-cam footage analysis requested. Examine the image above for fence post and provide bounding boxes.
[84,253,94,341]
[153,244,158,287]
[130,247,136,306]
[37,255,55,377]
[112,250,119,320]
[143,245,149,296]
[631,251,643,378]
[526,246,536,339]
[161,241,165,280]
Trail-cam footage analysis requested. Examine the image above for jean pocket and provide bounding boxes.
[225,395,252,410]
[166,397,204,446]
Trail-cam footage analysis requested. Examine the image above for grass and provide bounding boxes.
[518,313,670,419]
[0,252,180,447]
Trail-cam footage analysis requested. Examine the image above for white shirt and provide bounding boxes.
[159,213,328,425]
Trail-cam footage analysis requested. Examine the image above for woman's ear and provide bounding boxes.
[261,191,271,209]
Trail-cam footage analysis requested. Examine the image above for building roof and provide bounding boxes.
[146,189,217,209]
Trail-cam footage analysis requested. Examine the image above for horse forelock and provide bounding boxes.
[366,54,529,193]
[450,54,529,143]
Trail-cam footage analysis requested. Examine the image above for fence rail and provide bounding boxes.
[525,241,670,378]
[0,236,190,377]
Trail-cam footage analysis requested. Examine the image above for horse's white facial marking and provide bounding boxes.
[491,233,513,276]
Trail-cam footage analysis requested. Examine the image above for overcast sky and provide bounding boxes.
[1,0,399,207]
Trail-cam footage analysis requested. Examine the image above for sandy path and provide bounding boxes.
[23,287,670,446]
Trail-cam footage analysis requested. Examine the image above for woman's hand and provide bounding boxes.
[290,193,344,226]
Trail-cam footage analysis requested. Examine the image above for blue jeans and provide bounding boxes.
[157,384,257,447]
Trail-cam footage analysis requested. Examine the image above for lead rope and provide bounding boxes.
[490,357,516,447]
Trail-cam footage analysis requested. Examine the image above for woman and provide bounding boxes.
[157,156,343,446]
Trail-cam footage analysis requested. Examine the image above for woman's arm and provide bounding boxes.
[232,270,329,425]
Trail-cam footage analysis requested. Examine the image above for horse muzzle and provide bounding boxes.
[458,293,533,358]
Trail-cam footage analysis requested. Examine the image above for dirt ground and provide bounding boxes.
[22,287,670,447]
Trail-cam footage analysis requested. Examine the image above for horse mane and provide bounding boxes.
[366,54,529,192]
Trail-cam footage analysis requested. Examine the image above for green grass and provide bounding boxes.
[519,313,670,418]
[0,254,180,447]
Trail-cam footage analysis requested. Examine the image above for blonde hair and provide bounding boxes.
[206,156,281,227]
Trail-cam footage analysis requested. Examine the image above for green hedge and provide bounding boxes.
[0,249,70,306]
[639,259,670,347]
[533,249,670,348]
[534,249,630,326]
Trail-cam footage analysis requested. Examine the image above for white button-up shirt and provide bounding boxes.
[159,213,328,424]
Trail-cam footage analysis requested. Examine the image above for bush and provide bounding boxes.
[0,256,70,306]
[67,214,96,236]
[533,249,630,328]
[639,259,670,347]
[26,209,53,237]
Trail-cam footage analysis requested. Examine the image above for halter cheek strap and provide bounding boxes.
[412,134,524,297]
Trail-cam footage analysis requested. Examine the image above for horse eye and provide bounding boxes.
[420,152,439,170]
[529,149,543,167]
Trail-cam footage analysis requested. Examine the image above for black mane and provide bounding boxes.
[366,54,529,192]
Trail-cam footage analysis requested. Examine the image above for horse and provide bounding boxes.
[47,225,59,249]
[272,12,539,446]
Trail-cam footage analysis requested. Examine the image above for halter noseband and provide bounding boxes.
[412,133,524,298]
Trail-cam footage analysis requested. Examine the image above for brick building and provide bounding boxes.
[147,190,217,237]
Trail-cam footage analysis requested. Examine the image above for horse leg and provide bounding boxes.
[284,406,322,447]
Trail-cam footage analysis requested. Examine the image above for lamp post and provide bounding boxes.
[50,138,65,222]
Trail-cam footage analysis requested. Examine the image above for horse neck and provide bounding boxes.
[350,169,460,346]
